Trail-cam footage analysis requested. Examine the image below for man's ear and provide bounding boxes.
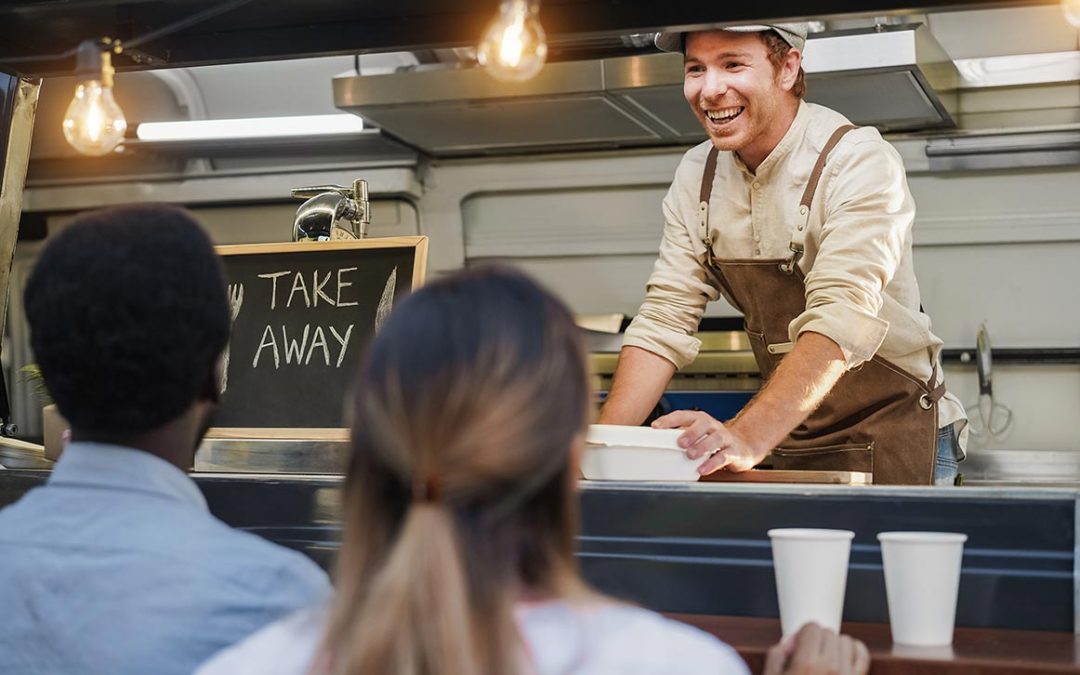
[202,354,225,405]
[780,48,801,92]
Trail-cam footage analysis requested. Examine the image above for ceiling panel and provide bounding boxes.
[0,0,1027,77]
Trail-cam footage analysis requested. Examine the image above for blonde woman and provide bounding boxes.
[198,267,868,675]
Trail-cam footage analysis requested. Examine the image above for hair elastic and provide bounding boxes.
[412,474,441,503]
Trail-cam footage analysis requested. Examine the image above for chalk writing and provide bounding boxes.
[214,237,425,428]
[257,267,359,310]
[252,323,354,369]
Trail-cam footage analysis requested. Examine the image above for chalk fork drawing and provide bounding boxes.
[222,283,244,393]
[375,267,398,334]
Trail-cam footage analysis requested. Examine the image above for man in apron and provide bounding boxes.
[597,24,967,485]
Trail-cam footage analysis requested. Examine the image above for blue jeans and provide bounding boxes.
[934,425,962,486]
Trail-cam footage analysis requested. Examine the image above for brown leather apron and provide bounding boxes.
[697,126,944,485]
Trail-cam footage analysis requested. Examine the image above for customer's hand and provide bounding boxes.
[763,622,870,675]
[651,410,761,474]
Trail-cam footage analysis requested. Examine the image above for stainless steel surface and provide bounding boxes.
[580,478,1080,500]
[698,331,751,352]
[23,167,421,212]
[190,467,1080,498]
[349,94,663,155]
[968,323,1013,440]
[956,51,1080,89]
[335,59,606,107]
[801,23,957,128]
[0,438,52,470]
[961,450,1080,487]
[576,313,624,334]
[291,179,371,240]
[926,130,1080,171]
[194,438,348,474]
[591,330,761,392]
[591,330,758,374]
[976,321,993,396]
[334,23,958,156]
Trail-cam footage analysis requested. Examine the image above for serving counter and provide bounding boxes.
[675,614,1080,674]
[0,470,1077,670]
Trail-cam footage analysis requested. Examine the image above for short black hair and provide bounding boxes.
[24,203,229,435]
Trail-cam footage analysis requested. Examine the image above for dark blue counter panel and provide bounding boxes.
[0,472,1074,632]
[578,485,1076,632]
[0,470,45,506]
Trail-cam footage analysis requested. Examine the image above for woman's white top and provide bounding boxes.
[196,600,750,675]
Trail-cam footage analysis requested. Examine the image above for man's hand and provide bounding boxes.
[653,333,848,475]
[651,410,765,475]
[763,623,871,675]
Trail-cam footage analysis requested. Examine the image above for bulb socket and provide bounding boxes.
[74,40,115,87]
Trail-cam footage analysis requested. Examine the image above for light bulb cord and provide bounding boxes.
[0,0,255,67]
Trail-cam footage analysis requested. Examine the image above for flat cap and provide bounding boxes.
[655,23,808,53]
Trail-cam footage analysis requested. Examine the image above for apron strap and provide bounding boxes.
[698,124,856,271]
[698,146,721,253]
[784,124,858,274]
[920,346,947,409]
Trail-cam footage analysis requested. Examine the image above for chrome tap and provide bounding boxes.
[291,178,370,241]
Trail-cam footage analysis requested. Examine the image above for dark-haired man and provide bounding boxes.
[0,204,330,674]
[599,24,966,485]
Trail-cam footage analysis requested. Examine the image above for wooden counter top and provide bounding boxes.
[668,614,1080,674]
[700,468,872,484]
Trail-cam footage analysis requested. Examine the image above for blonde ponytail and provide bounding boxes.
[326,502,521,675]
[322,267,593,675]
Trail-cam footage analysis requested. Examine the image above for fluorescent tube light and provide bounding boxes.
[135,114,364,141]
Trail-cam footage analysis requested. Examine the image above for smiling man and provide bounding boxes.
[597,24,967,485]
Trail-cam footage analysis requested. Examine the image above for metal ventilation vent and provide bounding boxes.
[334,23,957,157]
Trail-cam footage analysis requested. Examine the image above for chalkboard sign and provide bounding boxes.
[208,237,427,435]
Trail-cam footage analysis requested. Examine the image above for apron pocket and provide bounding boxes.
[771,442,873,475]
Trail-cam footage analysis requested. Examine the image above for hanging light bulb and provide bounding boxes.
[477,0,547,82]
[1064,0,1080,27]
[63,40,127,156]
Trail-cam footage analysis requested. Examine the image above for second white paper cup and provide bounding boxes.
[768,528,854,636]
[878,531,967,646]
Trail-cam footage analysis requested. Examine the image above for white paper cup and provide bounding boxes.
[768,528,854,636]
[878,531,967,646]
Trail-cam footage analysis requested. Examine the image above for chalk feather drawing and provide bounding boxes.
[221,283,244,393]
[375,267,397,334]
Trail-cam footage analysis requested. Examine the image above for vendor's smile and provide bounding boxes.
[704,106,745,126]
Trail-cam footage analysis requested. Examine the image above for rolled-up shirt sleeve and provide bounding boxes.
[789,140,913,368]
[623,177,721,369]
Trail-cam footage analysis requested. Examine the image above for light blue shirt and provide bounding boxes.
[0,442,331,675]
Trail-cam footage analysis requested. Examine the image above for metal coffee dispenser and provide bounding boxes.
[291,178,370,241]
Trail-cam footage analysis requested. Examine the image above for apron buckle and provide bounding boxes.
[780,243,804,275]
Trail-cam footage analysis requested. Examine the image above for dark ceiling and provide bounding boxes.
[0,0,1041,77]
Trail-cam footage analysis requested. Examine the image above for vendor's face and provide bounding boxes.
[683,31,800,158]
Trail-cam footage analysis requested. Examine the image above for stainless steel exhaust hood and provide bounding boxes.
[333,23,957,157]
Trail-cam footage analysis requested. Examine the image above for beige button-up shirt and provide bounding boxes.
[624,101,967,440]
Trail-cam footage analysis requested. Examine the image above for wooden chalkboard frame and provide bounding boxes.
[206,236,428,440]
